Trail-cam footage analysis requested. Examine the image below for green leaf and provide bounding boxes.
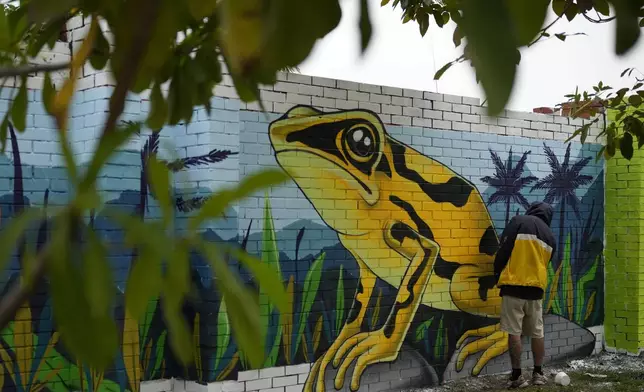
[564,2,579,21]
[246,0,342,79]
[453,25,463,47]
[223,246,288,315]
[147,157,172,226]
[434,61,453,80]
[84,229,114,318]
[213,298,230,372]
[205,247,264,369]
[126,246,163,321]
[580,124,590,144]
[626,116,644,146]
[187,0,218,19]
[418,11,430,36]
[89,23,110,70]
[80,121,141,190]
[504,0,549,46]
[555,33,567,41]
[190,169,288,230]
[11,80,27,132]
[49,217,118,370]
[595,146,606,161]
[0,6,10,50]
[147,82,168,130]
[620,132,634,160]
[594,0,610,15]
[0,208,42,272]
[359,0,373,52]
[629,94,642,107]
[552,0,566,16]
[162,242,193,364]
[460,0,517,116]
[613,0,641,55]
[42,73,55,115]
[26,0,78,23]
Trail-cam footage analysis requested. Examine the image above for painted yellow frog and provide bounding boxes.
[268,106,507,392]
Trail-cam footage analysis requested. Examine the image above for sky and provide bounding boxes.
[299,0,644,112]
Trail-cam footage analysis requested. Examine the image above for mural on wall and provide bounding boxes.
[0,103,604,392]
[266,106,604,391]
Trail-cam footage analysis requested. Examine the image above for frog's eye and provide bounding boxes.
[344,125,376,162]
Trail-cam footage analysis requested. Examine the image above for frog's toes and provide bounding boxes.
[455,329,508,375]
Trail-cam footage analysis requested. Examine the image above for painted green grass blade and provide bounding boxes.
[260,194,282,364]
[214,299,230,372]
[141,298,158,347]
[293,252,325,356]
[152,331,167,379]
[265,324,282,367]
[414,317,434,343]
[335,266,344,334]
[434,318,444,360]
[545,258,555,307]
[575,255,599,324]
[562,234,572,319]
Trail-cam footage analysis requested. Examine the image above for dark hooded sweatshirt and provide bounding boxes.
[493,201,557,300]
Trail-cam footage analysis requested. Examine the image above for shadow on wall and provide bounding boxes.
[0,105,604,392]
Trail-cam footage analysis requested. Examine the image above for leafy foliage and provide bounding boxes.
[561,69,644,160]
[0,0,348,369]
[383,0,644,115]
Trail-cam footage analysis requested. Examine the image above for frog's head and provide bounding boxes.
[269,105,387,235]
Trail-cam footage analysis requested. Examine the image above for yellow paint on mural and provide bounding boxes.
[269,105,509,391]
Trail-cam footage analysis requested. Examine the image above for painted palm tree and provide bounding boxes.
[481,148,538,225]
[531,142,594,266]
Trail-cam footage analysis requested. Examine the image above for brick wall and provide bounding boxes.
[0,14,608,392]
[604,107,644,355]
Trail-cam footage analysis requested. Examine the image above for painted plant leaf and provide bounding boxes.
[562,234,573,319]
[576,255,599,324]
[293,252,325,356]
[335,265,344,334]
[414,317,434,343]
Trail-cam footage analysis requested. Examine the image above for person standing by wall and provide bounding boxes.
[494,201,557,389]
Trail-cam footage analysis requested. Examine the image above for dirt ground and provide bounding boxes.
[409,353,644,392]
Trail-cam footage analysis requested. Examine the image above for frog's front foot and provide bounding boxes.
[455,323,508,376]
[331,328,397,392]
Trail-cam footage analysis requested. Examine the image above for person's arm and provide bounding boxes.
[494,218,520,282]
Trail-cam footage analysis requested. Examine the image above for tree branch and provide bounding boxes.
[0,62,70,78]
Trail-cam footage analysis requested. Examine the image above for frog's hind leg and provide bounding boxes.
[304,257,376,392]
[328,221,440,392]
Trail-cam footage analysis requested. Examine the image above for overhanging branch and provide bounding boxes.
[0,62,71,78]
